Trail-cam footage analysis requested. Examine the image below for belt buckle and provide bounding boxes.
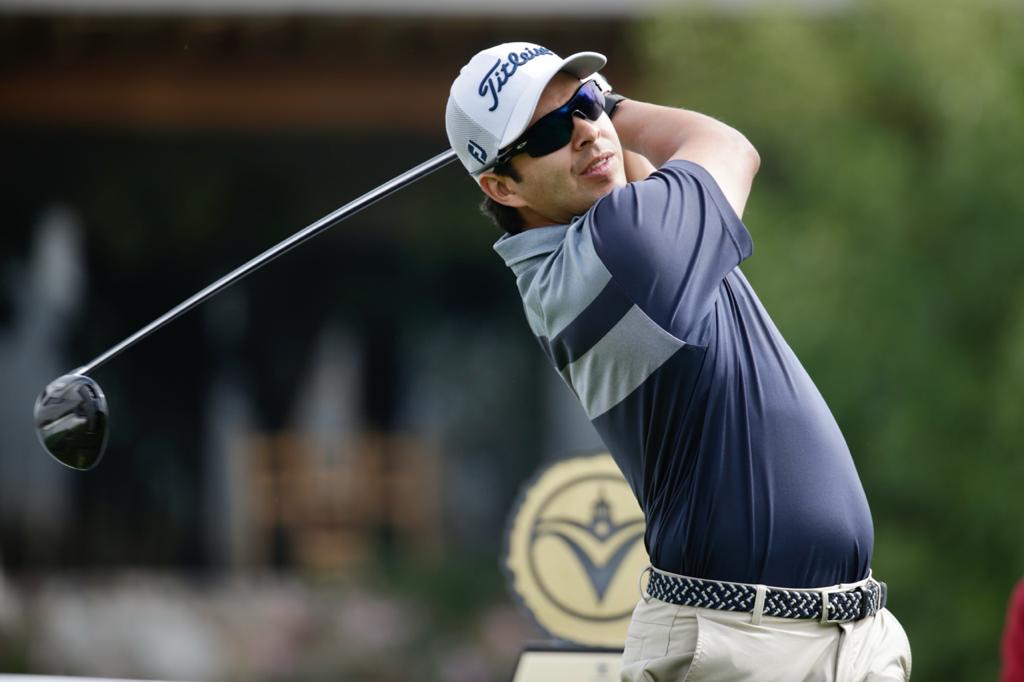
[639,565,654,603]
[857,580,883,619]
[819,586,844,624]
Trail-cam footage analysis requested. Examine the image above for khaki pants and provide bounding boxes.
[621,588,911,681]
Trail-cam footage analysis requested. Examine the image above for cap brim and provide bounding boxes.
[559,51,607,80]
[498,51,608,149]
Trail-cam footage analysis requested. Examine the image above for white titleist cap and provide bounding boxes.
[445,42,606,176]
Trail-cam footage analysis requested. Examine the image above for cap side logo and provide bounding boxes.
[468,140,488,165]
[478,46,554,112]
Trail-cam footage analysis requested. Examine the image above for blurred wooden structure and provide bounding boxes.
[242,431,442,573]
[0,16,638,133]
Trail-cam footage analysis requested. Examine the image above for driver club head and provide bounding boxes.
[34,374,109,471]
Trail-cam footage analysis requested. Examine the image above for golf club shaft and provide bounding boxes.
[71,148,459,376]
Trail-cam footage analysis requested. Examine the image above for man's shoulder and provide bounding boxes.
[588,157,750,258]
[589,159,705,225]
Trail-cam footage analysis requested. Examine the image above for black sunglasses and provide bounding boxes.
[493,80,606,168]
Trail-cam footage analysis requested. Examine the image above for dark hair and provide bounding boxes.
[479,160,526,235]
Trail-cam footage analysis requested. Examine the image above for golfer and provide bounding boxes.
[446,43,911,680]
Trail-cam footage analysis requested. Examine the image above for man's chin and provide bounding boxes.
[586,178,624,206]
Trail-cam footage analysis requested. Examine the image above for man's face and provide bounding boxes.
[482,72,627,227]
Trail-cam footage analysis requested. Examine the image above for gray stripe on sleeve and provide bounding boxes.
[561,305,685,419]
[522,223,611,340]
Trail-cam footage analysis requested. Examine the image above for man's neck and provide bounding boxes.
[519,206,570,230]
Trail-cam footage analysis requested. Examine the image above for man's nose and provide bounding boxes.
[572,112,600,149]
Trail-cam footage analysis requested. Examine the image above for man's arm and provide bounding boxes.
[612,100,760,218]
[622,150,657,182]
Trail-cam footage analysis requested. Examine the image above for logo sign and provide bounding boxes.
[504,453,648,647]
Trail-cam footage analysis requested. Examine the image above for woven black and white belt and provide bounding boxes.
[644,568,887,624]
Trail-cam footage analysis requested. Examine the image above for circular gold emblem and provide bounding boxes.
[504,453,648,647]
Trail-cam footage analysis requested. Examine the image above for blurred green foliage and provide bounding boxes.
[637,0,1024,678]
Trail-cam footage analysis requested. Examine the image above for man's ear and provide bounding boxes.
[478,171,528,208]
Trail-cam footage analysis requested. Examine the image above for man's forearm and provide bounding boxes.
[613,100,760,217]
[613,100,751,166]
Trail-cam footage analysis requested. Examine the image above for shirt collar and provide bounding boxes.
[493,223,571,277]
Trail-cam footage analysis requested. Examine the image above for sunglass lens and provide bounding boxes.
[523,82,606,158]
[577,82,605,120]
[524,115,575,157]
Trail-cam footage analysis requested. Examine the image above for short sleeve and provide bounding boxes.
[588,159,752,341]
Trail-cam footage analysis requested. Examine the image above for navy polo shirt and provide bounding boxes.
[494,160,873,589]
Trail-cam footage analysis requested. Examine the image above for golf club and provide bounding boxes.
[34,148,458,471]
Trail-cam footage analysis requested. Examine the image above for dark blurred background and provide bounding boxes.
[1,0,1022,680]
